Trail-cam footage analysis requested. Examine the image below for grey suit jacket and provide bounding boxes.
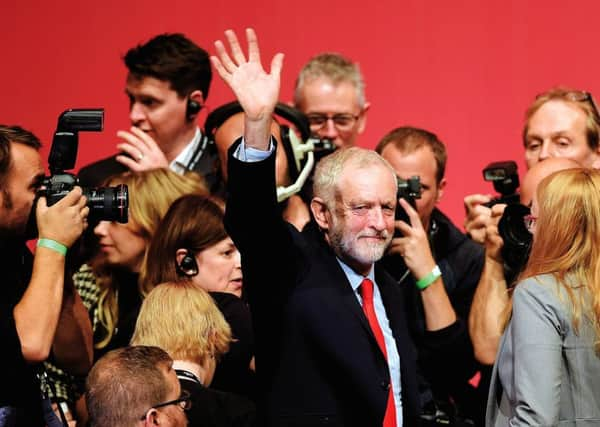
[486,274,600,426]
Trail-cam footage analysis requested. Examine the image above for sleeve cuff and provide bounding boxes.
[233,137,276,162]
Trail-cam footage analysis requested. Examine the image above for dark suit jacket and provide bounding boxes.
[225,141,420,427]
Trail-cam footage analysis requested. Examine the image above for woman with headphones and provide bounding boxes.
[141,194,256,402]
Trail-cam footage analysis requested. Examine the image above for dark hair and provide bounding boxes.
[124,33,212,100]
[375,126,447,184]
[141,194,227,293]
[0,125,41,185]
[86,346,173,427]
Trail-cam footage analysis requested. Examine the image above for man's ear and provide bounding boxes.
[142,408,159,426]
[357,101,370,134]
[435,177,447,203]
[310,197,330,231]
[189,89,204,107]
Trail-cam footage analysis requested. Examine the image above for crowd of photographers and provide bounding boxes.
[2,27,600,427]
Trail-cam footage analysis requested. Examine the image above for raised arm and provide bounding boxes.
[211,28,283,150]
[468,203,509,364]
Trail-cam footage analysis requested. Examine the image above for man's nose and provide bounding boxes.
[320,118,339,140]
[368,207,387,231]
[538,140,550,161]
[129,102,146,125]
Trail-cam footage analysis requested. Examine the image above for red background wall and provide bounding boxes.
[3,0,600,227]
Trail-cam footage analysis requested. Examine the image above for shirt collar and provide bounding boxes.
[170,127,202,174]
[336,258,375,293]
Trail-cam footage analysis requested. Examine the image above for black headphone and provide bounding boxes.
[176,249,199,277]
[204,101,311,182]
[186,98,202,120]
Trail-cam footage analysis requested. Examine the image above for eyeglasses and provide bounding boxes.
[306,113,360,132]
[566,91,600,119]
[139,390,192,420]
[538,90,600,120]
[523,214,537,232]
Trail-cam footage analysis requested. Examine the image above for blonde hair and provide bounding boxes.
[131,281,231,364]
[518,168,600,351]
[95,169,207,349]
[523,86,600,150]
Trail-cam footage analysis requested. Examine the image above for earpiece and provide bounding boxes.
[177,249,199,277]
[186,98,201,120]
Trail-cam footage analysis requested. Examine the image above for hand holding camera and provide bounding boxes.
[36,186,89,248]
[389,198,436,280]
[463,193,494,244]
[482,203,507,264]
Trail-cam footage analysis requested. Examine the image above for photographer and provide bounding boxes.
[0,125,92,425]
[468,157,581,366]
[376,127,485,425]
[464,87,600,244]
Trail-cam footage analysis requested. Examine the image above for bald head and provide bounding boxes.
[520,157,581,205]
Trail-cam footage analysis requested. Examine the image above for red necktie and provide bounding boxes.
[360,278,397,427]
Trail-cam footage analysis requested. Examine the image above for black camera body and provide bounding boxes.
[43,109,128,223]
[394,176,422,236]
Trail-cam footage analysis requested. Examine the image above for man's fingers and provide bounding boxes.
[398,198,422,230]
[213,40,236,74]
[77,193,88,210]
[211,55,230,82]
[270,52,284,78]
[464,193,493,213]
[490,203,507,218]
[128,127,158,150]
[225,29,246,64]
[115,154,142,171]
[394,219,412,236]
[246,28,261,63]
[117,130,143,150]
[56,186,83,205]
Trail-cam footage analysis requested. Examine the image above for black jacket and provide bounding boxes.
[225,140,421,427]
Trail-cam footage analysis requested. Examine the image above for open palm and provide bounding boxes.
[212,28,283,122]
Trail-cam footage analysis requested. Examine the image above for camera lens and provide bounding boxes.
[84,184,129,223]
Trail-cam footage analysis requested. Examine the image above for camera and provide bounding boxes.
[482,161,531,280]
[394,176,422,237]
[483,160,520,207]
[498,203,532,282]
[43,109,128,223]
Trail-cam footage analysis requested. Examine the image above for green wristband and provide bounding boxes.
[415,265,441,290]
[37,238,68,256]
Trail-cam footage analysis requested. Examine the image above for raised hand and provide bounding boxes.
[211,29,284,124]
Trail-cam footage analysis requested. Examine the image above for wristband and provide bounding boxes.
[37,238,67,256]
[415,265,441,290]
